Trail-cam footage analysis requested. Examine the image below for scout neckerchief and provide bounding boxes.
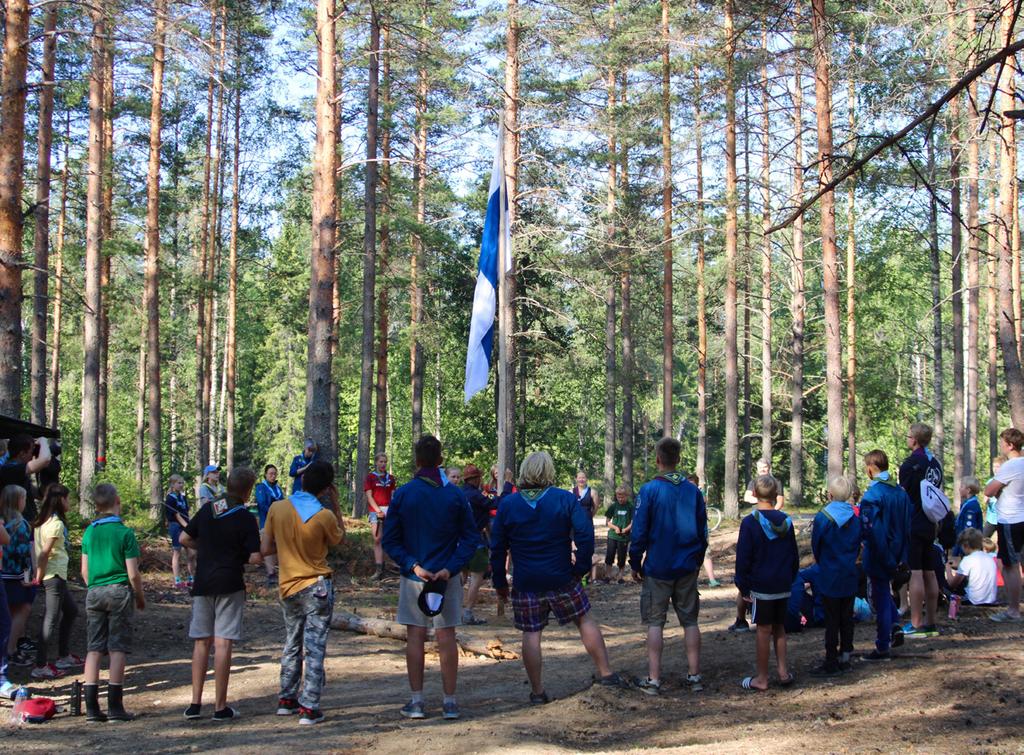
[261,479,283,501]
[753,509,792,540]
[520,487,553,510]
[88,515,122,528]
[289,490,324,523]
[654,472,684,485]
[370,470,393,488]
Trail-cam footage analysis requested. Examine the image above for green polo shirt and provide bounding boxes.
[605,500,633,542]
[82,518,140,587]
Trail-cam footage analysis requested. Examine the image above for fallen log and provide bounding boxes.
[331,609,519,660]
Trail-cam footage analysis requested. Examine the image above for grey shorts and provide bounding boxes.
[86,584,134,653]
[396,576,463,629]
[640,571,700,628]
[189,590,245,641]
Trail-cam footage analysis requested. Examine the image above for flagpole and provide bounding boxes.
[496,120,512,480]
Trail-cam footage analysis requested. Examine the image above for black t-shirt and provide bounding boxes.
[0,461,37,523]
[184,500,260,596]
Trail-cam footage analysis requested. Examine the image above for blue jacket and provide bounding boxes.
[734,508,799,597]
[953,496,983,556]
[289,453,317,493]
[382,474,481,581]
[490,487,594,593]
[859,473,912,579]
[811,501,863,598]
[628,473,708,580]
[254,480,284,529]
[461,482,491,532]
[786,564,824,631]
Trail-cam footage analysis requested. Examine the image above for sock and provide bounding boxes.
[443,695,456,705]
[410,691,423,704]
[840,652,850,664]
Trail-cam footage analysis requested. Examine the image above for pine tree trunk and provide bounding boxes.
[987,135,1000,460]
[330,20,344,463]
[810,0,843,481]
[845,63,856,473]
[760,25,772,463]
[742,88,752,479]
[723,0,740,518]
[145,0,167,516]
[30,5,58,425]
[618,72,633,494]
[927,138,945,459]
[0,0,30,416]
[947,0,965,504]
[135,320,146,487]
[789,7,805,507]
[80,5,107,512]
[374,23,391,457]
[226,30,240,471]
[997,6,1024,428]
[307,0,337,464]
[602,42,617,500]
[964,4,980,478]
[660,0,673,437]
[355,9,380,513]
[694,68,707,488]
[98,42,114,468]
[49,120,70,430]
[410,5,427,450]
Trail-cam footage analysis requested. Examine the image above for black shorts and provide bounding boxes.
[751,596,788,627]
[997,522,1024,566]
[907,532,936,571]
[605,538,628,568]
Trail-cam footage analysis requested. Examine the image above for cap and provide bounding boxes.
[203,464,220,475]
[417,579,448,617]
[462,464,482,482]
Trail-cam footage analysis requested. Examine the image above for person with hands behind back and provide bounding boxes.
[80,483,145,722]
[165,474,194,589]
[32,483,80,680]
[383,436,480,721]
[365,452,396,581]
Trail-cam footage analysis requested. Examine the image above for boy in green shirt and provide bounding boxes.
[601,486,633,582]
[80,483,145,722]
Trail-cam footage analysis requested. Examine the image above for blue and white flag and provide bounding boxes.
[464,126,511,403]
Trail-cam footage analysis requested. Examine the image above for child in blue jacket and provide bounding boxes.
[811,476,863,676]
[953,477,983,559]
[734,475,799,691]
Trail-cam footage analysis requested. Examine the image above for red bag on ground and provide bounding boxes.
[20,697,57,723]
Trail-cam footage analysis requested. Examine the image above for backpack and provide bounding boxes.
[920,479,951,523]
[937,510,957,549]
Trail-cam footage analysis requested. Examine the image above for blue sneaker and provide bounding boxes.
[903,623,938,638]
[400,700,426,719]
[0,680,16,700]
[442,701,460,720]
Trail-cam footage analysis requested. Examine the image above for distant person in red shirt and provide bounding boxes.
[365,453,396,580]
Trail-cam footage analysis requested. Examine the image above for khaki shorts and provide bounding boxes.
[640,571,700,628]
[189,590,246,640]
[396,576,463,629]
[86,584,134,653]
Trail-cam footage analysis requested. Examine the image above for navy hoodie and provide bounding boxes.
[899,447,944,538]
[734,508,799,598]
[859,472,912,580]
[628,473,708,580]
[811,501,862,598]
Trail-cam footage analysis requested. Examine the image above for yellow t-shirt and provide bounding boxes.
[34,514,69,581]
[265,499,343,598]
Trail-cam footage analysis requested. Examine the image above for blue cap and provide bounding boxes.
[203,464,220,475]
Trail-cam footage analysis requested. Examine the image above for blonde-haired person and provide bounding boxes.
[490,451,623,704]
[165,474,194,588]
[1,485,35,680]
[199,464,224,507]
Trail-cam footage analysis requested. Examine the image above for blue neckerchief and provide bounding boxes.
[439,467,450,487]
[261,480,283,500]
[924,447,935,462]
[823,501,855,527]
[89,515,122,528]
[520,487,552,510]
[868,471,891,485]
[754,509,792,540]
[289,490,323,523]
[370,471,392,488]
[655,472,684,485]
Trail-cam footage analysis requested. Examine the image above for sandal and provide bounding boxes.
[741,676,767,691]
[778,673,796,687]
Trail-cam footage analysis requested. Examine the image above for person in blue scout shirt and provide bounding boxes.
[255,465,285,587]
[165,474,194,589]
[858,449,912,662]
[810,476,863,676]
[734,475,799,691]
[289,439,319,494]
[490,451,624,707]
[953,477,983,560]
[383,435,480,722]
[81,483,145,722]
[629,437,708,696]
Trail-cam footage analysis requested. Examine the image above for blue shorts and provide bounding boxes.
[169,522,184,550]
[3,577,37,606]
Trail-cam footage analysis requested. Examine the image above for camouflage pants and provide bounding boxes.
[279,579,335,709]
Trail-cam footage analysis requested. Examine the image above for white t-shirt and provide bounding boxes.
[956,551,998,605]
[994,456,1024,524]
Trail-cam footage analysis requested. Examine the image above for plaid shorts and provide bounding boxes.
[511,580,591,632]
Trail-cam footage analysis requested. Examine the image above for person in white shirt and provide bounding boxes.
[983,428,1024,621]
[946,528,998,606]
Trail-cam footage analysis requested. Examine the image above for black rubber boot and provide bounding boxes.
[107,683,135,722]
[84,683,107,722]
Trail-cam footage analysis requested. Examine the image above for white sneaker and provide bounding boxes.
[0,680,17,699]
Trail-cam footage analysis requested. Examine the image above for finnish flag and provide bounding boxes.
[464,126,511,403]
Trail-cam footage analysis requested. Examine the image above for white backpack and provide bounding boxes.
[920,479,951,523]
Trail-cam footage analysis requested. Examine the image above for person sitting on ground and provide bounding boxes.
[165,474,194,589]
[686,474,720,587]
[598,486,633,583]
[383,435,480,721]
[953,477,984,561]
[180,466,261,722]
[289,439,318,494]
[32,483,81,680]
[859,449,912,662]
[199,465,224,507]
[572,471,600,519]
[810,476,863,677]
[0,435,51,523]
[254,465,285,588]
[983,456,1005,539]
[629,438,708,695]
[80,483,145,722]
[734,475,798,691]
[460,464,491,626]
[983,428,1024,622]
[365,452,397,581]
[899,421,944,638]
[785,564,824,633]
[2,484,36,677]
[490,451,623,705]
[945,527,998,607]
[262,460,344,726]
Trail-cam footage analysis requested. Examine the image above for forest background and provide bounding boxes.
[0,0,1021,522]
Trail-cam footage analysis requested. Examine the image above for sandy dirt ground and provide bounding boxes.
[2,520,1023,753]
